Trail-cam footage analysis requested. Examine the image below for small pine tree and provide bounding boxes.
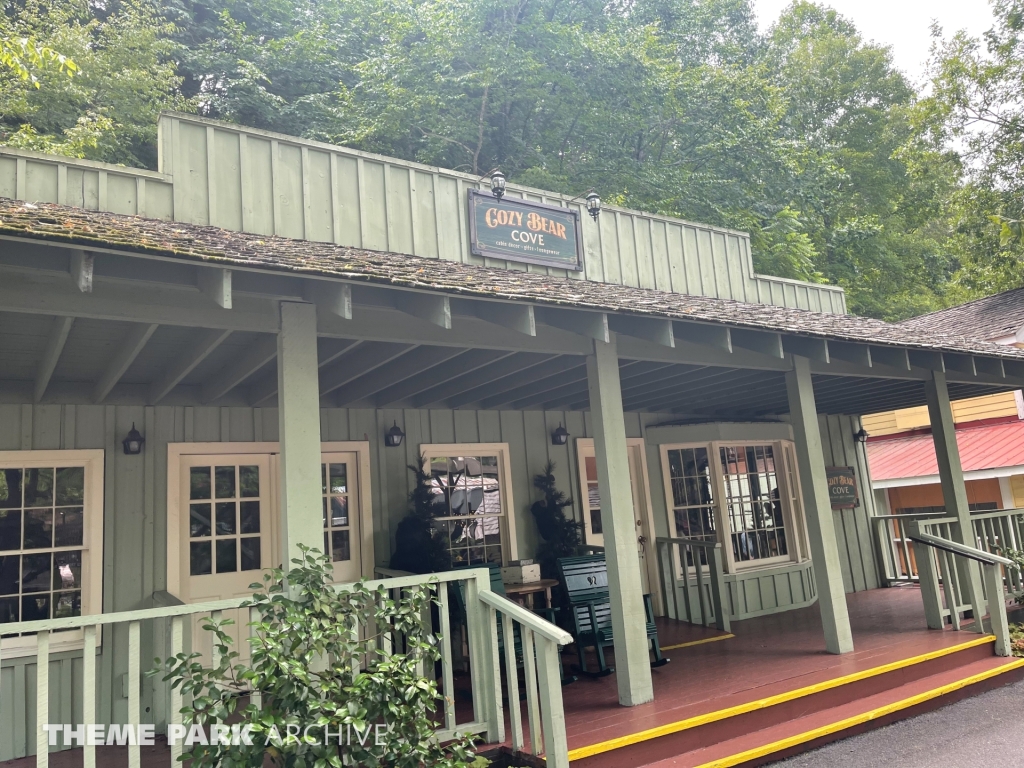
[531,461,582,578]
[390,460,451,574]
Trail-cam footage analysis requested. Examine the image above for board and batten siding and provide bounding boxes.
[0,114,847,315]
[0,401,651,758]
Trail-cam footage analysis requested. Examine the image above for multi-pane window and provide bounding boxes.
[323,462,350,563]
[0,466,85,624]
[720,445,788,563]
[188,464,262,576]
[666,447,716,568]
[429,454,504,567]
[584,456,603,536]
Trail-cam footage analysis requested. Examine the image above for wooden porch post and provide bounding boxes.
[785,355,854,654]
[277,301,324,568]
[924,370,986,619]
[586,334,654,706]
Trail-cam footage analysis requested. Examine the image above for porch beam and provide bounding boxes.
[942,353,977,377]
[248,338,359,406]
[374,349,516,407]
[277,301,324,566]
[535,307,610,342]
[93,323,159,403]
[509,370,592,410]
[421,353,557,408]
[201,335,279,403]
[924,370,986,622]
[868,345,911,370]
[333,346,466,406]
[70,249,94,293]
[33,316,74,402]
[537,362,675,411]
[476,360,588,409]
[628,370,773,412]
[150,329,233,403]
[974,356,1005,378]
[785,354,854,655]
[607,315,675,348]
[782,336,829,363]
[827,341,872,368]
[397,292,451,329]
[908,349,944,371]
[586,333,654,706]
[198,267,232,309]
[675,321,732,352]
[729,328,784,359]
[319,341,415,397]
[304,281,353,319]
[468,301,536,336]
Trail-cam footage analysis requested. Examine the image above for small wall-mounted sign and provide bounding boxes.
[826,466,859,509]
[468,189,584,271]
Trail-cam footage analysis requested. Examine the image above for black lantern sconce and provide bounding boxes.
[385,421,406,448]
[854,428,870,444]
[586,191,602,220]
[490,171,506,202]
[551,423,569,446]
[122,423,145,455]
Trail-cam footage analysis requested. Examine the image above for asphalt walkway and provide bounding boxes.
[767,679,1024,767]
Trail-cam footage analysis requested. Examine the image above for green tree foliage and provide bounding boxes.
[390,460,450,574]
[530,461,581,578]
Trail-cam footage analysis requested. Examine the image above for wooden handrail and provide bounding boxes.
[478,591,573,646]
[907,532,1013,567]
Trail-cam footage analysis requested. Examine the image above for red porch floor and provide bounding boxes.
[4,586,1019,768]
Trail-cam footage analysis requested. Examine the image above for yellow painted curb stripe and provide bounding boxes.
[661,634,735,651]
[691,657,1024,768]
[566,635,996,762]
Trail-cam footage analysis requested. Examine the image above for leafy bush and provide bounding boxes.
[154,547,478,767]
[530,461,581,579]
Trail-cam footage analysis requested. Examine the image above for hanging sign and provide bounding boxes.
[826,466,859,509]
[468,189,584,271]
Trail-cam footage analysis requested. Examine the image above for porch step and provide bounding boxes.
[567,636,1023,768]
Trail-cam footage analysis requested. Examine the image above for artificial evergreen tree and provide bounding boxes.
[390,460,451,574]
[530,461,582,578]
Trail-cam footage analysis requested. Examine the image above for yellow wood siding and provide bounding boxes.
[863,391,1021,436]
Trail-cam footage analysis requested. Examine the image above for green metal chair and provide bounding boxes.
[556,554,668,677]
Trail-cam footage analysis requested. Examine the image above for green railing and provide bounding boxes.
[655,536,730,632]
[0,568,573,768]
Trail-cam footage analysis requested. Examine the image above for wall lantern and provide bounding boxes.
[122,423,145,455]
[385,421,406,448]
[490,171,506,202]
[551,423,569,446]
[854,428,870,444]
[586,191,602,220]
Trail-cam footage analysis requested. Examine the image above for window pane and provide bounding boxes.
[54,551,81,590]
[190,468,211,500]
[54,508,84,547]
[329,464,347,494]
[23,509,53,549]
[331,530,350,562]
[53,591,81,619]
[0,556,18,595]
[215,502,237,535]
[719,444,788,563]
[216,540,237,573]
[0,596,17,623]
[22,553,51,593]
[0,510,21,551]
[190,542,211,575]
[215,467,236,499]
[240,537,261,571]
[240,501,260,534]
[23,469,54,508]
[55,468,85,506]
[239,466,260,498]
[590,508,603,535]
[0,470,21,509]
[190,504,212,538]
[22,594,49,621]
[330,497,348,527]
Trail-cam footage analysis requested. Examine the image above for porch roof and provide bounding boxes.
[0,198,1021,363]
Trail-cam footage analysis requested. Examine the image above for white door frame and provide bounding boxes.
[166,441,373,599]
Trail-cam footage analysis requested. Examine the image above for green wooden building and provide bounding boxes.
[0,113,1022,763]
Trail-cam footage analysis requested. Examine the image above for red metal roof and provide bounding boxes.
[867,419,1024,482]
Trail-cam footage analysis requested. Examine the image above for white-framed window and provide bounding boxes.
[420,444,518,567]
[0,450,104,656]
[660,441,806,573]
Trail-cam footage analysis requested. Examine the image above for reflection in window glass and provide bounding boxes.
[720,445,788,563]
[322,462,352,564]
[584,456,602,535]
[429,455,503,567]
[188,464,261,576]
[666,447,716,568]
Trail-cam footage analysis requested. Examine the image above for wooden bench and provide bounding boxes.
[557,554,668,676]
